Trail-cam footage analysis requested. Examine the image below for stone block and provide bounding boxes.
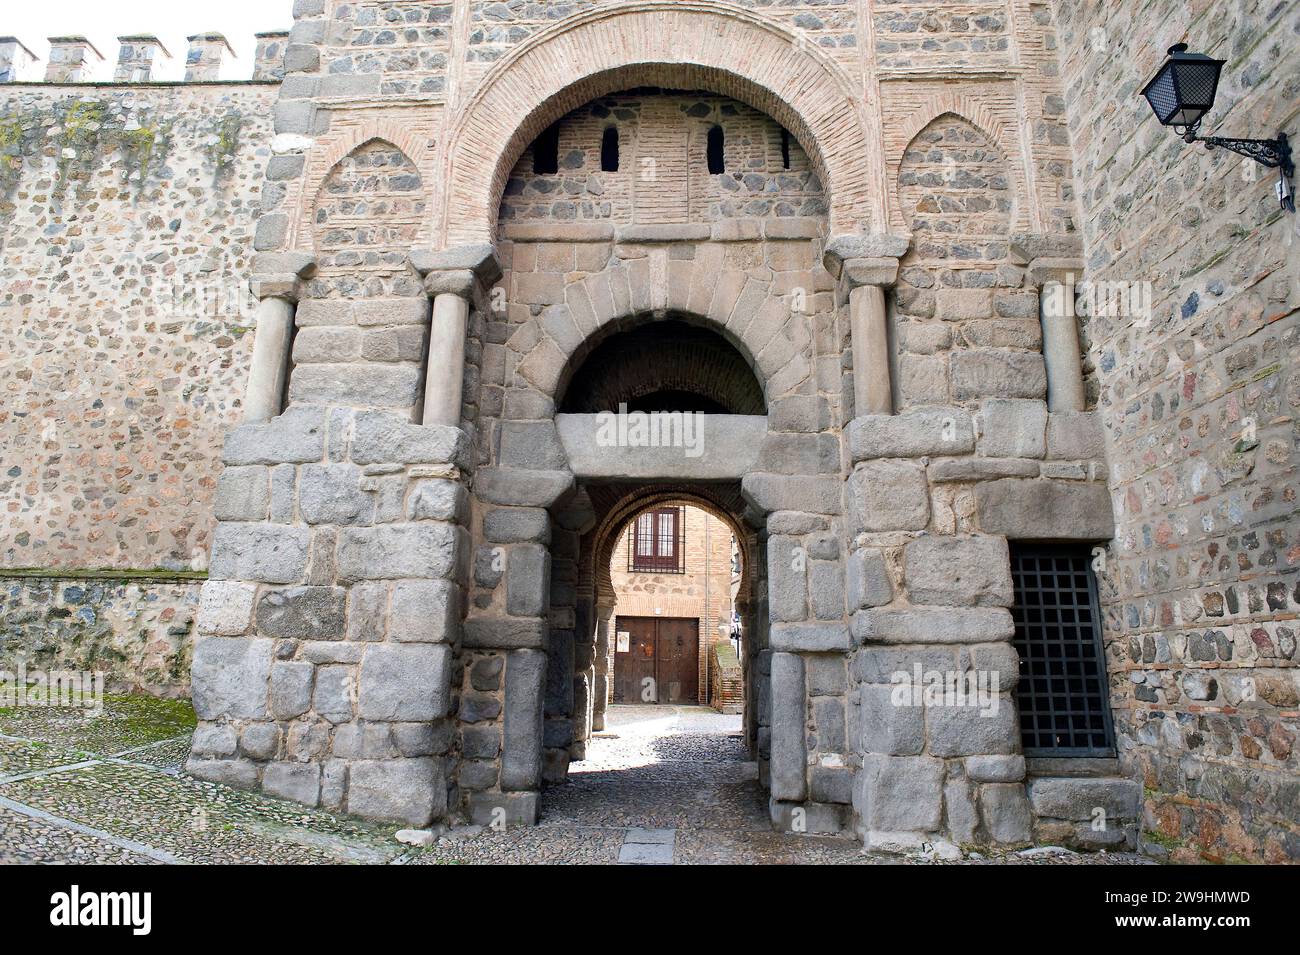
[255,586,346,640]
[977,399,1047,459]
[810,767,853,805]
[924,696,1018,757]
[350,413,467,467]
[1046,411,1106,460]
[769,653,807,802]
[298,463,373,525]
[263,762,321,807]
[289,363,422,408]
[389,579,459,643]
[975,479,1115,539]
[223,402,327,467]
[462,725,501,759]
[810,561,845,621]
[407,479,468,523]
[357,644,452,721]
[210,524,311,584]
[498,420,568,471]
[191,723,237,758]
[741,473,841,515]
[853,608,1015,645]
[852,646,957,685]
[506,544,550,617]
[981,783,1033,843]
[770,623,851,652]
[347,582,388,642]
[313,665,355,723]
[462,616,548,649]
[468,791,538,827]
[952,352,1046,401]
[191,637,273,720]
[501,649,546,791]
[846,547,894,610]
[848,459,929,531]
[1027,777,1141,822]
[849,410,975,460]
[336,523,457,581]
[858,683,923,755]
[213,466,270,521]
[945,777,979,843]
[936,288,993,321]
[475,468,575,508]
[484,507,551,544]
[196,580,257,636]
[348,758,445,826]
[855,755,944,832]
[185,757,259,790]
[767,535,807,622]
[965,755,1026,783]
[902,535,1012,607]
[270,661,314,720]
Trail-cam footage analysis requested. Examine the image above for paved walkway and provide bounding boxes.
[0,697,1152,865]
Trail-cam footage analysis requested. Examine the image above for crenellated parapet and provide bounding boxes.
[0,30,288,85]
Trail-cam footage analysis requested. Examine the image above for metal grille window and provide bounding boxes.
[1010,545,1115,756]
[629,506,685,573]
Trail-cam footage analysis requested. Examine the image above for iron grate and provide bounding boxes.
[1010,546,1115,757]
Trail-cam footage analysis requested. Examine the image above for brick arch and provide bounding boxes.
[441,1,876,245]
[586,485,756,613]
[505,255,815,408]
[890,93,1030,235]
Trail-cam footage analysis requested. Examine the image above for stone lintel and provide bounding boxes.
[615,223,711,244]
[501,222,615,243]
[555,413,766,482]
[249,252,316,301]
[822,233,910,279]
[409,242,503,286]
[1028,256,1086,289]
[1008,232,1083,266]
[462,616,548,649]
[424,269,476,298]
[842,256,901,290]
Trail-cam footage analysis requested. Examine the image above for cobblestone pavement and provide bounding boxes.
[0,697,1154,865]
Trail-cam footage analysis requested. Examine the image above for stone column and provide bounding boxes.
[843,257,902,417]
[411,243,503,428]
[591,603,614,731]
[1032,258,1087,413]
[423,290,470,427]
[243,254,316,424]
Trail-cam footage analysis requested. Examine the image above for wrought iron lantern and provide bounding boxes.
[1140,44,1294,212]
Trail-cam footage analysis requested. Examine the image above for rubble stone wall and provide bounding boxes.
[1053,0,1300,862]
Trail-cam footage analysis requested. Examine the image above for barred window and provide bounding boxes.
[630,507,685,573]
[1010,545,1115,756]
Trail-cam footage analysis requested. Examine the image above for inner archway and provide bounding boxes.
[560,318,767,415]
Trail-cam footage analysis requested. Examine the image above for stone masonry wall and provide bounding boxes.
[0,80,277,692]
[1053,0,1300,862]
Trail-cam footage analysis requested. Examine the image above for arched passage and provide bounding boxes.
[441,1,879,244]
[559,317,767,415]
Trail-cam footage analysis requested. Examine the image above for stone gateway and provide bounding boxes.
[1,0,1296,863]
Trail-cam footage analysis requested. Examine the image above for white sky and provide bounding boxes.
[4,0,293,82]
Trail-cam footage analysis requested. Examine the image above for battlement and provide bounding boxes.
[0,29,288,85]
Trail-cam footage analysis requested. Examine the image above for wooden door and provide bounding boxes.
[657,617,699,703]
[614,616,657,703]
[613,616,699,704]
